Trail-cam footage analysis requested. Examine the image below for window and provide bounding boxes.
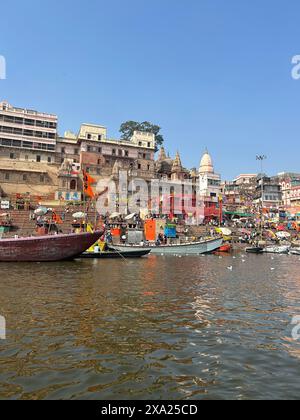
[5,173,10,181]
[9,153,15,159]
[23,174,27,181]
[148,142,151,148]
[48,157,52,163]
[147,164,150,171]
[25,155,29,160]
[112,149,116,155]
[25,119,35,126]
[125,150,129,157]
[70,179,77,190]
[98,159,101,165]
[118,150,122,156]
[2,139,12,146]
[87,134,92,140]
[61,147,65,154]
[138,164,141,170]
[87,146,91,152]
[98,147,102,153]
[74,148,79,154]
[98,135,102,141]
[36,155,41,162]
[12,140,21,147]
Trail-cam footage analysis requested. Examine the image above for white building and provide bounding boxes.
[198,150,222,201]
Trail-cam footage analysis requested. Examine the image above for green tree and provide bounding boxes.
[119,121,164,151]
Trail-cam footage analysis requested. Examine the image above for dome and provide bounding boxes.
[199,150,214,174]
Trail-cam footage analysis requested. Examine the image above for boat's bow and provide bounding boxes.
[0,231,103,262]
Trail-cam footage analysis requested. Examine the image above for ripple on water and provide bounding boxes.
[0,254,300,399]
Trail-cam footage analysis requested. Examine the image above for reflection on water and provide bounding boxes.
[0,253,300,400]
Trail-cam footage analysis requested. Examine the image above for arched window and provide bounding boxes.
[70,179,77,190]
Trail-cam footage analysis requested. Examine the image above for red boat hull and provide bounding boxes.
[214,244,232,254]
[0,231,102,262]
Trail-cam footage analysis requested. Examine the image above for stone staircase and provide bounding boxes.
[3,207,103,237]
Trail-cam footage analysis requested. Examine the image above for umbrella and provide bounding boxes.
[125,213,136,220]
[265,230,276,239]
[110,212,121,219]
[34,207,48,216]
[216,227,232,236]
[72,212,86,219]
[238,228,251,235]
[276,231,291,239]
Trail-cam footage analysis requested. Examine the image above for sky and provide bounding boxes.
[1,0,300,179]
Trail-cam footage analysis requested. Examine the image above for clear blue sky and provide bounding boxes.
[1,0,300,179]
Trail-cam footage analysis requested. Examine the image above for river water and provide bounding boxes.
[0,252,300,400]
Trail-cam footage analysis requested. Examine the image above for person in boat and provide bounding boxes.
[106,231,113,244]
[94,244,100,254]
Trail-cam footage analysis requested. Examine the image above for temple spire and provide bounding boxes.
[158,146,167,161]
[172,151,183,173]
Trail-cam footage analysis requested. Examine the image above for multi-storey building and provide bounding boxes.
[0,101,225,225]
[0,101,57,162]
[255,176,282,210]
[0,101,157,204]
[0,101,58,199]
[223,174,257,213]
[276,172,300,209]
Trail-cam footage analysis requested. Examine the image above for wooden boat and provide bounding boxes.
[80,248,151,259]
[217,243,232,253]
[264,245,290,255]
[246,247,264,254]
[0,231,103,262]
[113,237,223,256]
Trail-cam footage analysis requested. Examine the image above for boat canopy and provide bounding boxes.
[125,213,136,220]
[224,211,253,218]
[72,212,86,219]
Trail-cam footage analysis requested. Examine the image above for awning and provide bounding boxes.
[224,211,253,218]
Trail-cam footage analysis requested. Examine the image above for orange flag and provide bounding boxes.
[83,170,96,198]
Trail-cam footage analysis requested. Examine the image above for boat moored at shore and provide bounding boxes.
[113,237,223,255]
[80,248,151,259]
[0,231,103,262]
[264,245,290,254]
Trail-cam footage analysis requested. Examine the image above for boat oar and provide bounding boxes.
[108,245,129,263]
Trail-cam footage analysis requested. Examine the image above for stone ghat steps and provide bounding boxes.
[4,208,103,237]
[4,209,215,239]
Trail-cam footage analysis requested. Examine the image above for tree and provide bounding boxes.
[119,121,164,151]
